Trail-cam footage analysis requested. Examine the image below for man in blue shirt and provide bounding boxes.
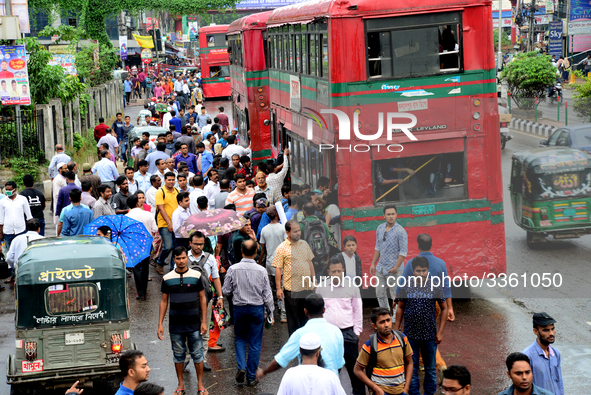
[61,189,94,236]
[174,143,197,174]
[169,111,182,135]
[196,142,212,180]
[114,350,151,395]
[48,144,71,180]
[197,106,211,128]
[55,171,81,217]
[124,77,132,105]
[256,293,345,381]
[522,313,564,395]
[370,204,408,312]
[145,142,170,174]
[498,353,554,395]
[111,112,124,146]
[92,150,119,185]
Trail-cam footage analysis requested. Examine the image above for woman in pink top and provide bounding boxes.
[153,82,164,100]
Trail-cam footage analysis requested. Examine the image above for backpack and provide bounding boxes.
[365,331,407,380]
[226,230,239,265]
[189,252,213,302]
[302,219,330,263]
[155,187,180,222]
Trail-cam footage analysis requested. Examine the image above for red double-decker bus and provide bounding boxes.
[266,0,506,278]
[228,11,275,161]
[199,24,231,99]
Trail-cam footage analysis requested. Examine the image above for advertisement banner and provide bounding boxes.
[548,21,563,56]
[11,0,30,33]
[571,0,591,21]
[119,35,128,60]
[568,20,591,35]
[492,18,512,28]
[141,48,152,64]
[188,21,199,42]
[0,45,31,105]
[570,34,591,51]
[133,34,155,49]
[48,46,77,76]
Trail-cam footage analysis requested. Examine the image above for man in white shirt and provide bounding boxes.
[5,219,44,282]
[276,332,346,395]
[96,128,119,160]
[92,151,120,192]
[145,175,162,215]
[52,162,68,227]
[124,167,138,195]
[222,135,249,161]
[154,159,168,185]
[126,193,158,300]
[189,175,206,214]
[171,191,192,249]
[0,181,33,250]
[162,107,173,130]
[203,169,220,210]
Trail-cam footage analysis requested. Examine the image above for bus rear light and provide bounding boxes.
[501,122,507,128]
[473,124,481,131]
[540,208,548,220]
[260,103,265,107]
[259,95,264,100]
[473,112,481,120]
[25,341,37,361]
[111,334,122,353]
[257,87,263,93]
[473,99,481,106]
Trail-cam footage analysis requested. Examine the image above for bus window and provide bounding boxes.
[321,34,329,78]
[263,32,268,69]
[373,152,466,203]
[311,146,318,187]
[302,34,308,74]
[295,34,301,73]
[299,140,306,182]
[210,65,230,78]
[207,33,227,48]
[366,12,462,79]
[276,36,282,69]
[283,35,289,71]
[310,34,317,76]
[288,34,294,71]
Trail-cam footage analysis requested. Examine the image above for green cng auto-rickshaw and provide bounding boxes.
[510,148,591,246]
[6,237,136,395]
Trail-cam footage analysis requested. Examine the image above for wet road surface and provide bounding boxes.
[1,105,591,394]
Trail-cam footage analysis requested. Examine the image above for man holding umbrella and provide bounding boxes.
[127,193,159,301]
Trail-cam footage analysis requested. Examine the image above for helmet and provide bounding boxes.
[151,97,157,102]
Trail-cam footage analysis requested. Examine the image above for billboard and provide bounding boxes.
[119,35,128,60]
[548,21,563,56]
[0,45,31,105]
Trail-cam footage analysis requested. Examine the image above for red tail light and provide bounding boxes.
[540,208,548,220]
[111,334,122,353]
[25,341,37,361]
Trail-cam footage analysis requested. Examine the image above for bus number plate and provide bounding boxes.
[563,208,576,217]
[65,332,85,345]
[412,205,435,215]
[106,353,121,364]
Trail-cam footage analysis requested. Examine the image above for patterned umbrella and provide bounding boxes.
[83,215,153,268]
[179,209,247,238]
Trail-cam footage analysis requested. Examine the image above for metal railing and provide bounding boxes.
[0,108,46,163]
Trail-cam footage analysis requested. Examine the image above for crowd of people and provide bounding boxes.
[1,95,566,395]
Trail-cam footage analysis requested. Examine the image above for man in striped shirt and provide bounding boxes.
[354,307,413,395]
[225,173,255,215]
[222,239,274,386]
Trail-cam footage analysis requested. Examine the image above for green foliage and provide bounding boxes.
[76,43,118,87]
[6,157,41,189]
[493,29,511,50]
[500,51,556,109]
[73,132,84,151]
[39,24,88,47]
[67,129,98,165]
[570,71,591,120]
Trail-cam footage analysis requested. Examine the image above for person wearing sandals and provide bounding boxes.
[158,247,209,395]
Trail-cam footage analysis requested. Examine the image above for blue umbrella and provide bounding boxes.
[84,215,153,268]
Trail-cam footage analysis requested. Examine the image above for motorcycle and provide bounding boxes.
[499,113,513,150]
[548,81,563,104]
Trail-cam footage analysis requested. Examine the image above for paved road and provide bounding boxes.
[1,108,591,394]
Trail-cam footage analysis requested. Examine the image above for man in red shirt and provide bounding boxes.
[94,117,109,155]
[216,106,230,132]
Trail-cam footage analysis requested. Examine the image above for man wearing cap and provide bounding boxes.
[257,294,345,382]
[276,332,346,395]
[48,144,72,181]
[52,163,68,228]
[522,313,564,395]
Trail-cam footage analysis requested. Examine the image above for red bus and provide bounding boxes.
[228,11,275,161]
[266,0,506,278]
[199,24,231,99]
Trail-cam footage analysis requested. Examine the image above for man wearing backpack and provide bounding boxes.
[354,307,413,395]
[188,231,225,372]
[299,202,331,280]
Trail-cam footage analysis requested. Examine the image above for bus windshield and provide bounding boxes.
[207,33,227,47]
[529,171,591,200]
[210,65,230,78]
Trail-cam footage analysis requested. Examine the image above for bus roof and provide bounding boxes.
[228,11,273,34]
[267,0,491,25]
[198,24,229,34]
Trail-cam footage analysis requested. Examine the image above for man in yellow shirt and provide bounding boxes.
[155,172,179,274]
